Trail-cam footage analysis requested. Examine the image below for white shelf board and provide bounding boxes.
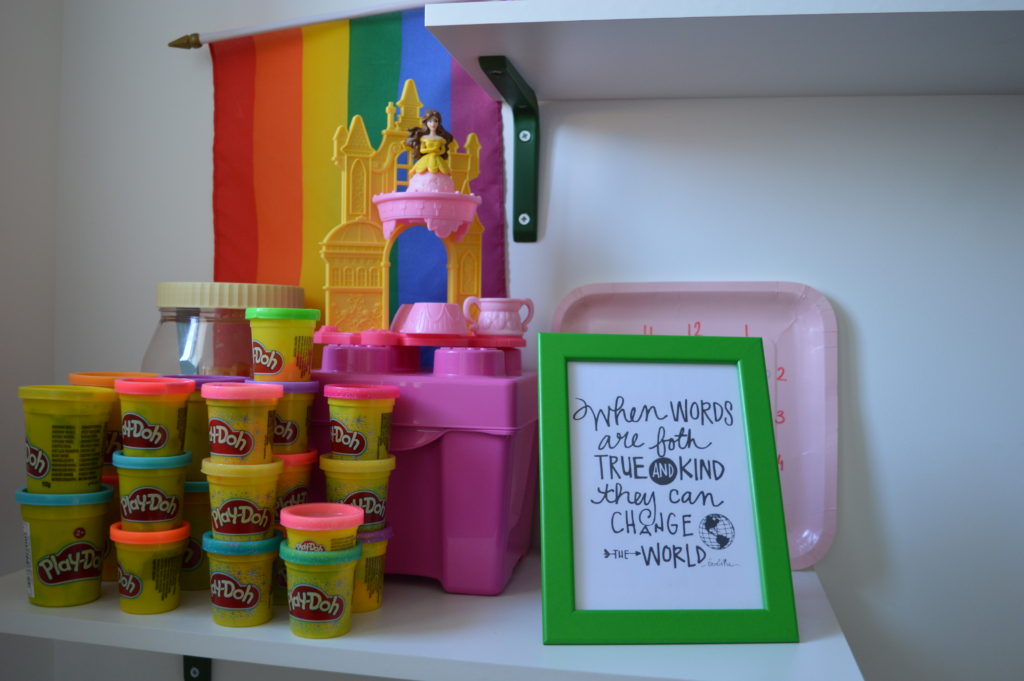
[0,555,862,681]
[427,0,1024,100]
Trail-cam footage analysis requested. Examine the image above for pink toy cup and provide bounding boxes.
[462,297,534,336]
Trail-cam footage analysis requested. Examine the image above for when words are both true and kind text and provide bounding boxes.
[572,395,740,570]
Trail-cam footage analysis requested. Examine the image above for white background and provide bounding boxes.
[567,360,762,612]
[2,2,1023,681]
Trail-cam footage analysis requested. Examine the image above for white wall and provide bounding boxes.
[3,2,1023,681]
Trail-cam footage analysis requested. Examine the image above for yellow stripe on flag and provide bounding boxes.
[300,21,350,314]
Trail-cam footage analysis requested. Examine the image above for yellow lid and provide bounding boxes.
[156,282,305,310]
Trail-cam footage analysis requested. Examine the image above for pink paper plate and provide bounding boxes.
[552,282,838,569]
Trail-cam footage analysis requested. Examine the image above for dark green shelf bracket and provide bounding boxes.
[479,56,539,243]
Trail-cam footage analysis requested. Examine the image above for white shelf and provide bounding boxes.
[0,555,862,681]
[426,0,1024,100]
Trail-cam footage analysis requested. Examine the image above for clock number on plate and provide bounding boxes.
[776,366,788,382]
[642,324,655,335]
[687,321,702,336]
[774,410,786,425]
[777,454,784,472]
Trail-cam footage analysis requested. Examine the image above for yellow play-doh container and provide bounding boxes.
[110,521,190,614]
[101,473,119,581]
[203,531,281,627]
[17,486,111,607]
[163,375,246,479]
[68,372,156,474]
[114,377,194,457]
[324,384,400,460]
[354,526,392,613]
[281,542,361,638]
[181,481,212,590]
[20,385,116,494]
[273,450,318,524]
[320,455,396,532]
[113,451,190,531]
[246,308,320,382]
[203,458,282,541]
[246,380,318,454]
[201,382,283,464]
[280,503,363,553]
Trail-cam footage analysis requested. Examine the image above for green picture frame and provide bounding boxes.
[538,333,798,644]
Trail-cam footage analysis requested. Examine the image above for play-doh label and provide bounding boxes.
[344,490,386,525]
[294,539,326,552]
[209,418,255,457]
[122,412,168,450]
[211,498,271,536]
[210,572,260,610]
[277,485,308,513]
[117,564,142,599]
[36,541,102,586]
[272,412,298,446]
[251,341,284,375]
[120,486,180,523]
[289,584,343,622]
[182,536,203,572]
[25,442,49,479]
[330,420,367,456]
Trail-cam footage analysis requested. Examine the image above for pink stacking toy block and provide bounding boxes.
[311,343,538,596]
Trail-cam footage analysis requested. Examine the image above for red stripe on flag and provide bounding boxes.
[211,37,259,283]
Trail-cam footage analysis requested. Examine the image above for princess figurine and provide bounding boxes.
[406,110,456,193]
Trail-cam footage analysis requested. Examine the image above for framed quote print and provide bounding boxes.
[538,333,798,644]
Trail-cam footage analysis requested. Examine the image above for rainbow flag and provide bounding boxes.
[210,9,506,315]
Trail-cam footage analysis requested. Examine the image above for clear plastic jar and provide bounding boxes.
[142,282,306,376]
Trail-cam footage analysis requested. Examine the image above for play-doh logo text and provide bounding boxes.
[344,490,386,525]
[122,413,168,450]
[211,498,271,536]
[272,412,298,445]
[210,572,259,609]
[251,341,284,375]
[289,584,342,621]
[120,486,180,522]
[117,564,142,598]
[209,418,255,457]
[36,542,101,585]
[330,420,367,456]
[25,442,49,479]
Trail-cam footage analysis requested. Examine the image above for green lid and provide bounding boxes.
[279,542,362,566]
[245,307,320,321]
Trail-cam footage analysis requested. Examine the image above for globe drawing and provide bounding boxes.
[698,513,735,550]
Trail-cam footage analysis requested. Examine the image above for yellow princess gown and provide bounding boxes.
[410,137,450,175]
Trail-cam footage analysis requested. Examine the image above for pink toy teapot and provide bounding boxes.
[463,297,534,337]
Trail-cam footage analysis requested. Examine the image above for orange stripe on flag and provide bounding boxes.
[252,29,303,285]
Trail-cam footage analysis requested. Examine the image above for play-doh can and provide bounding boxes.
[110,521,190,614]
[203,531,281,627]
[280,542,361,638]
[114,377,194,457]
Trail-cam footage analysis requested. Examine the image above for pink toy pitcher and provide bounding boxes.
[463,297,534,336]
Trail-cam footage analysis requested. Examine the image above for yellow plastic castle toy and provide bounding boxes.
[320,79,484,332]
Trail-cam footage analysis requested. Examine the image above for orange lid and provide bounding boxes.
[69,371,157,388]
[109,521,190,545]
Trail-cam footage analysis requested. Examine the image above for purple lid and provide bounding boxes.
[245,379,319,394]
[357,525,393,543]
[163,374,246,390]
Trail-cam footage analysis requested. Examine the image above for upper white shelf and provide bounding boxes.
[426,0,1024,100]
[0,555,863,681]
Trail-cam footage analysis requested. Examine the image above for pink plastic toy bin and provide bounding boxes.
[310,342,538,596]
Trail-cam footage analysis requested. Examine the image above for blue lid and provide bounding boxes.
[203,530,283,556]
[185,480,209,494]
[279,541,362,565]
[245,379,319,394]
[113,451,192,470]
[16,484,113,506]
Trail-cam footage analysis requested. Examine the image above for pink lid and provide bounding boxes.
[201,382,283,400]
[280,503,364,531]
[114,376,195,396]
[324,383,400,400]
